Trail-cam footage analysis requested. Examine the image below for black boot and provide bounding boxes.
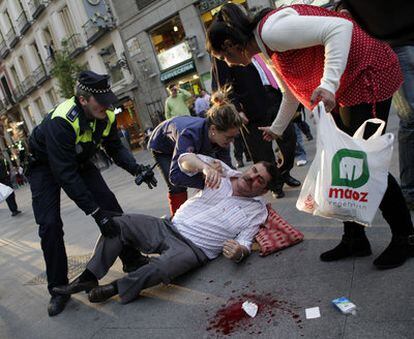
[320,234,372,261]
[48,294,71,317]
[373,234,414,269]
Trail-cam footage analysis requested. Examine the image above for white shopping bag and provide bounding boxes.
[296,103,394,226]
[0,183,13,203]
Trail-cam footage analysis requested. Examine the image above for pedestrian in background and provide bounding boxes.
[164,84,192,120]
[0,157,22,217]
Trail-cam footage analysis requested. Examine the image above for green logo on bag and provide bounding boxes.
[331,149,369,188]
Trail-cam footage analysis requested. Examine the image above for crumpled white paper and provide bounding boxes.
[242,301,259,318]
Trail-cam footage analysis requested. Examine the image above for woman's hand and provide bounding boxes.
[202,165,222,189]
[310,87,336,112]
[258,126,279,141]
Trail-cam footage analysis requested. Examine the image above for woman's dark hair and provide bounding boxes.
[206,3,273,54]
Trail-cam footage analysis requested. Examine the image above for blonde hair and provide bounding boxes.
[206,89,243,131]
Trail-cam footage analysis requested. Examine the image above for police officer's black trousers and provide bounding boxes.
[28,162,138,296]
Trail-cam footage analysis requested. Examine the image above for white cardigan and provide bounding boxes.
[254,7,353,135]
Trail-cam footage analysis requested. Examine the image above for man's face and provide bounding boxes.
[236,163,271,197]
[170,86,178,97]
[79,95,108,120]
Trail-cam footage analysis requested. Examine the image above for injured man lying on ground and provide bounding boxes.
[53,153,279,305]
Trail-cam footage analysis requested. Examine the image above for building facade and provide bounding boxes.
[0,0,144,163]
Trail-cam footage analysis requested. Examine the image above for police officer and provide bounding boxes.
[27,71,157,316]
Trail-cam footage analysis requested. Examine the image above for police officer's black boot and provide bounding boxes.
[320,222,372,261]
[48,294,71,317]
[119,245,149,273]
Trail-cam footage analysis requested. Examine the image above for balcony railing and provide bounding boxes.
[0,39,9,58]
[33,64,48,85]
[28,0,47,19]
[17,11,31,35]
[21,75,36,95]
[82,19,112,45]
[64,33,85,58]
[5,28,19,48]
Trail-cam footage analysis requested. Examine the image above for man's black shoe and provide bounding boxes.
[122,254,149,273]
[373,234,414,269]
[11,210,22,217]
[320,235,372,261]
[52,277,98,295]
[88,283,118,303]
[48,294,70,317]
[283,175,301,187]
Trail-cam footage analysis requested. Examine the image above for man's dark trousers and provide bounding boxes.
[28,162,129,296]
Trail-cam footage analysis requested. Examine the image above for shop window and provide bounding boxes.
[101,44,124,84]
[150,16,191,71]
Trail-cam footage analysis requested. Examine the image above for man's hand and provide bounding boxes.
[239,111,249,125]
[135,164,158,189]
[258,126,280,142]
[92,208,121,238]
[202,164,222,189]
[223,240,246,262]
[310,87,336,112]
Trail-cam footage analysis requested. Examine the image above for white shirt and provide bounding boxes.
[253,7,353,136]
[173,155,268,259]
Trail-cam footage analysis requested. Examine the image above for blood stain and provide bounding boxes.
[207,293,302,335]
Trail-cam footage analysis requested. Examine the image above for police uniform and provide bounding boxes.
[27,72,145,298]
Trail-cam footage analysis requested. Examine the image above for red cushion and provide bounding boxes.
[255,204,304,257]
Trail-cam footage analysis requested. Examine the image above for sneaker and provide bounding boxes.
[296,159,308,167]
